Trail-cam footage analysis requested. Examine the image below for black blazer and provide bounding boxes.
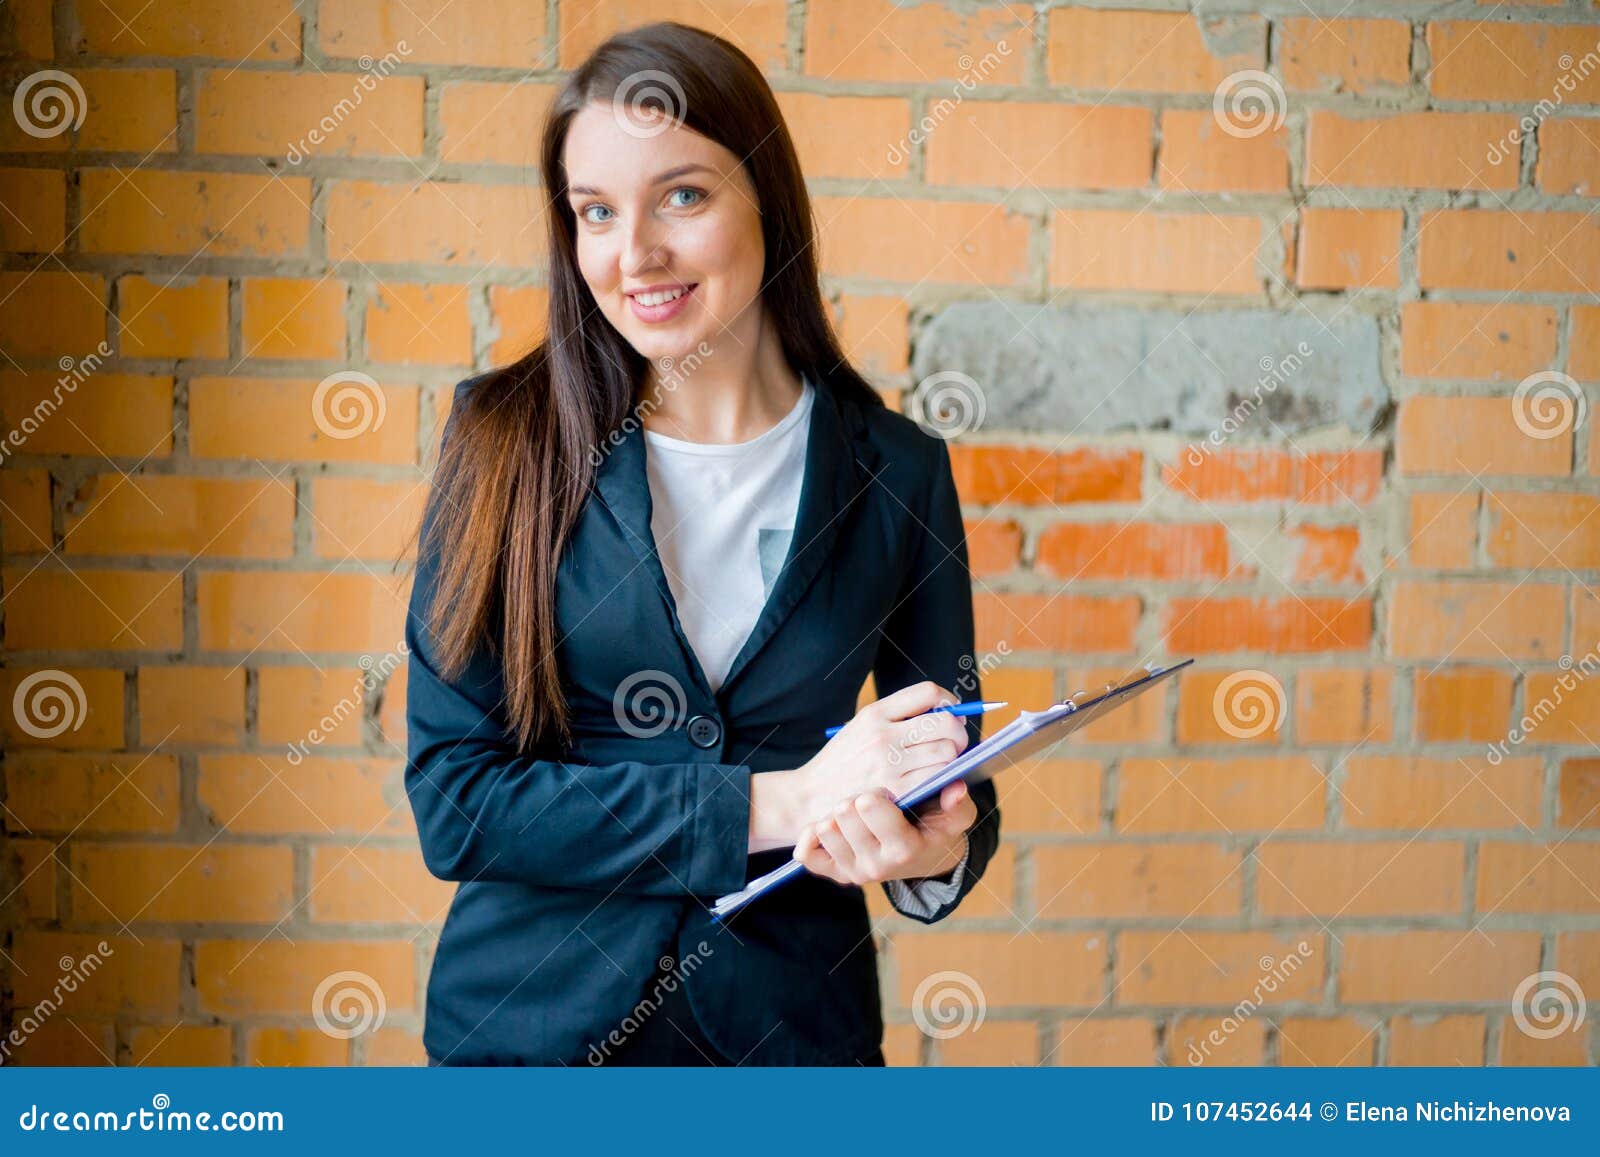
[404,367,1002,1065]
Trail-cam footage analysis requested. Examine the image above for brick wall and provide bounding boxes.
[2,0,1597,1067]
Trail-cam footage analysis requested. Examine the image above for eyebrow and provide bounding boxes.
[568,163,717,197]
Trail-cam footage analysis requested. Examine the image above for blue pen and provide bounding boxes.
[822,699,1008,739]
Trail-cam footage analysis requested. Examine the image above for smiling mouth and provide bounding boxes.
[628,284,696,307]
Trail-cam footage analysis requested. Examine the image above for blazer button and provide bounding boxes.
[686,714,721,749]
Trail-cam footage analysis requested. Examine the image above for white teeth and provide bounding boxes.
[635,287,688,307]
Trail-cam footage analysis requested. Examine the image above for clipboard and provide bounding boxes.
[710,656,1195,919]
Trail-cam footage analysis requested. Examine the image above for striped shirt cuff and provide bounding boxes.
[882,837,971,920]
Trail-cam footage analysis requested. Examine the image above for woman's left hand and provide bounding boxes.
[795,780,976,887]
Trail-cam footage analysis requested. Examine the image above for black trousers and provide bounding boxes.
[427,967,886,1067]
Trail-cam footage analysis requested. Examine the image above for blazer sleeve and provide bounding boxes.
[401,414,753,900]
[870,435,1002,925]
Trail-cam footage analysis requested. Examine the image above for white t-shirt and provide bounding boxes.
[644,376,815,693]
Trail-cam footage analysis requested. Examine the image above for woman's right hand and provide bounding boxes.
[793,680,970,819]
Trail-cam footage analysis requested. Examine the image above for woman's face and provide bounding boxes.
[562,100,766,366]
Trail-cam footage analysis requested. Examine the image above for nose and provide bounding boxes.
[619,214,671,280]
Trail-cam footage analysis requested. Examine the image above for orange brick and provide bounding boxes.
[1558,758,1600,828]
[249,1027,346,1066]
[1165,596,1371,654]
[64,474,294,559]
[2,567,181,650]
[197,69,423,159]
[1579,586,1600,650]
[0,69,178,155]
[0,271,106,357]
[189,377,418,464]
[1117,756,1325,833]
[1048,1018,1156,1065]
[72,843,294,924]
[1574,305,1600,381]
[974,593,1139,656]
[375,661,407,748]
[1295,666,1393,746]
[1487,492,1600,570]
[325,180,544,268]
[1280,18,1411,94]
[1557,931,1600,1006]
[1478,842,1600,913]
[437,81,557,166]
[1048,10,1263,93]
[1277,1016,1378,1066]
[944,843,1016,919]
[933,1020,1038,1066]
[325,0,546,68]
[1163,448,1381,505]
[5,752,179,834]
[1428,21,1600,101]
[1342,755,1542,831]
[129,1025,233,1066]
[881,1023,924,1067]
[893,932,1103,1008]
[6,1019,114,1065]
[1537,118,1600,197]
[1,468,52,551]
[138,665,246,746]
[1419,210,1600,294]
[365,1026,427,1066]
[929,104,1151,190]
[818,197,1030,286]
[8,838,58,920]
[831,294,908,379]
[0,168,64,252]
[776,93,912,182]
[1415,667,1514,743]
[1170,1015,1265,1066]
[1051,210,1261,295]
[199,755,411,837]
[12,933,182,1015]
[0,371,173,457]
[487,284,549,366]
[241,277,347,361]
[1295,207,1402,290]
[997,759,1101,836]
[1256,840,1466,918]
[1037,521,1239,581]
[1387,580,1564,660]
[807,0,1029,84]
[1307,111,1519,190]
[1401,302,1559,381]
[80,168,309,258]
[198,571,409,653]
[1034,843,1240,919]
[1288,524,1363,583]
[81,0,299,59]
[309,845,455,924]
[195,938,415,1016]
[1499,1024,1589,1066]
[562,0,784,71]
[1062,664,1167,744]
[1295,449,1384,505]
[1407,490,1479,568]
[255,665,369,747]
[1341,931,1539,1003]
[1117,932,1323,1005]
[1387,1015,1485,1065]
[1159,109,1286,192]
[964,517,1022,577]
[366,283,472,366]
[6,0,51,58]
[116,275,227,359]
[0,667,124,750]
[950,445,1141,505]
[1397,396,1571,477]
[1177,668,1288,746]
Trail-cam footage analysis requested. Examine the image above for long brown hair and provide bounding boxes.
[414,21,885,753]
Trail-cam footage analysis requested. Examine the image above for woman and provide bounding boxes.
[405,21,1001,1067]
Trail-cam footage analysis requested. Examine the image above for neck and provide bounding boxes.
[638,309,804,444]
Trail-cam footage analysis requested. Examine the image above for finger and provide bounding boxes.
[814,819,857,877]
[831,797,881,858]
[871,680,957,723]
[889,736,963,777]
[890,709,967,751]
[853,790,919,848]
[922,783,977,835]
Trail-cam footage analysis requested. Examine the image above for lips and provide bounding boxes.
[626,282,697,324]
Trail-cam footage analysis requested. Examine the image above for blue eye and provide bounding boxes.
[581,204,613,224]
[667,187,704,208]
